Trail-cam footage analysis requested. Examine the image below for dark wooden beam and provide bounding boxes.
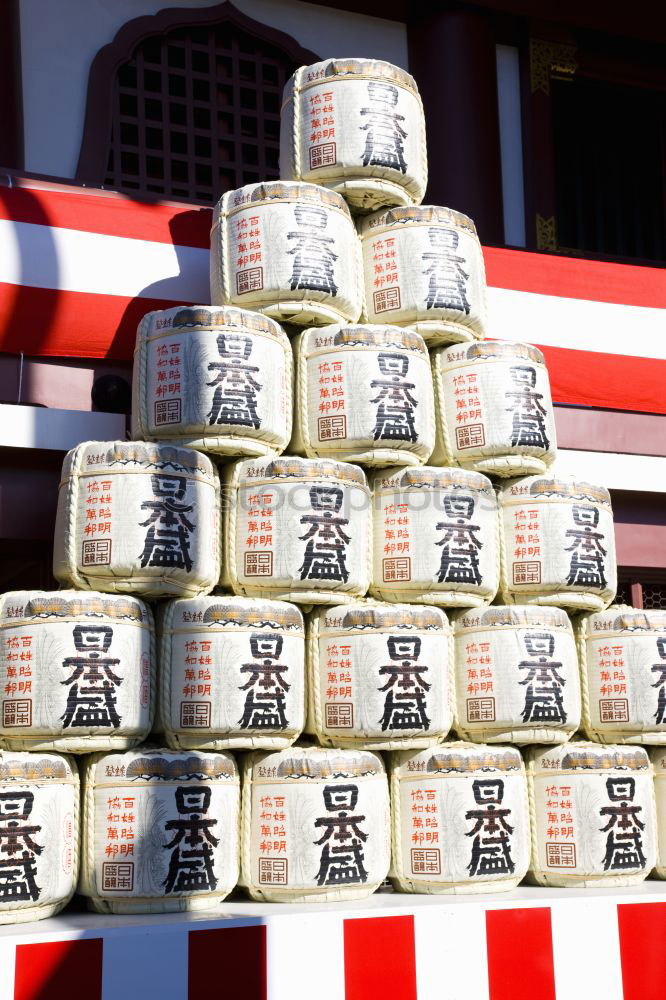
[0,0,23,170]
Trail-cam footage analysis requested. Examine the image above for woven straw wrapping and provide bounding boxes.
[498,475,617,611]
[650,748,666,878]
[210,182,364,327]
[359,206,487,345]
[53,441,221,599]
[370,466,500,607]
[79,748,239,913]
[452,605,580,745]
[0,590,155,753]
[431,341,558,475]
[291,324,435,467]
[390,742,530,894]
[576,607,666,744]
[240,745,390,902]
[281,59,427,213]
[0,751,79,924]
[525,742,657,887]
[306,600,454,749]
[132,305,293,457]
[221,456,372,605]
[160,596,305,751]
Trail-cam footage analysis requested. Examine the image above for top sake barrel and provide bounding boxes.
[359,206,488,345]
[280,59,427,213]
[499,476,617,612]
[210,181,363,326]
[53,442,221,599]
[431,341,557,475]
[132,305,292,457]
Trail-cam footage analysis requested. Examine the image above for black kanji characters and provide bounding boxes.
[505,366,550,450]
[163,786,219,893]
[422,228,470,313]
[378,636,430,731]
[436,494,483,586]
[139,474,195,572]
[600,776,646,871]
[239,633,290,730]
[314,784,368,886]
[371,353,418,443]
[299,486,351,583]
[359,82,407,173]
[0,791,43,902]
[565,504,608,589]
[465,779,516,877]
[518,632,567,726]
[207,333,262,429]
[287,205,338,295]
[652,637,666,725]
[61,624,122,729]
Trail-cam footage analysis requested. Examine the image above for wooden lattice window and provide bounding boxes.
[76,3,318,203]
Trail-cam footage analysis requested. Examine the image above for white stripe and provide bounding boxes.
[102,926,188,1000]
[555,449,666,492]
[0,938,16,1000]
[488,286,666,360]
[0,403,125,451]
[414,903,489,1000]
[551,898,623,1000]
[0,219,210,302]
[266,912,345,1000]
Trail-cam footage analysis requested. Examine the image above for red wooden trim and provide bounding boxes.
[343,915,418,1000]
[484,245,666,307]
[554,408,666,457]
[486,907,556,1000]
[75,1,319,187]
[188,925,266,1000]
[0,0,23,171]
[617,902,666,1000]
[630,582,644,608]
[14,939,103,1000]
[614,523,666,571]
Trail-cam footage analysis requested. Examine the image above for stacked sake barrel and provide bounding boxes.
[2,56,662,925]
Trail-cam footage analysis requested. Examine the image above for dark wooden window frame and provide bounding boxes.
[75,1,319,195]
[519,21,666,259]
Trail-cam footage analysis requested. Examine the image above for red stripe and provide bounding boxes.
[0,186,212,249]
[188,925,266,1000]
[14,939,103,1000]
[2,183,665,306]
[617,901,666,1000]
[484,246,666,308]
[0,283,192,360]
[538,345,666,414]
[486,907,555,1000]
[343,915,417,1000]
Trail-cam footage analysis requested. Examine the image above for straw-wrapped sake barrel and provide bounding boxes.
[132,306,292,457]
[499,476,617,612]
[160,596,305,750]
[370,466,499,607]
[390,744,529,894]
[291,324,434,466]
[307,601,453,749]
[222,456,371,604]
[453,606,580,744]
[79,748,239,913]
[577,608,666,744]
[0,752,78,924]
[280,59,427,213]
[53,441,221,599]
[240,746,390,902]
[525,743,656,887]
[210,182,363,326]
[359,206,487,345]
[650,748,666,878]
[431,341,557,475]
[0,591,154,753]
